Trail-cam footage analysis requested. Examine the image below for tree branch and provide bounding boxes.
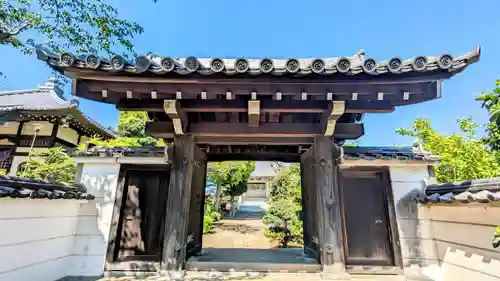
[0,20,30,44]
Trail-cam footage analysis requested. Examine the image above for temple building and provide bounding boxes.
[0,78,116,175]
[33,46,480,280]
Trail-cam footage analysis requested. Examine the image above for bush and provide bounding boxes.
[203,195,222,234]
[263,164,303,247]
[17,147,76,183]
[494,226,500,248]
[263,198,303,247]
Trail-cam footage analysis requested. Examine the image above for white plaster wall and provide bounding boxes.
[388,166,441,281]
[69,162,121,277]
[21,121,53,136]
[56,127,80,145]
[0,200,81,281]
[423,205,500,281]
[0,122,19,135]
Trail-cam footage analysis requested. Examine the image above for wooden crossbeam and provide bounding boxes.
[324,101,345,136]
[248,100,260,127]
[146,121,364,140]
[118,99,394,114]
[195,136,313,145]
[163,100,187,135]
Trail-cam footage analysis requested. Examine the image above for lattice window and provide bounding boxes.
[0,155,13,173]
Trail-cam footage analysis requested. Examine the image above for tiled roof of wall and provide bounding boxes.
[419,177,500,204]
[36,46,481,78]
[74,145,438,162]
[0,175,95,200]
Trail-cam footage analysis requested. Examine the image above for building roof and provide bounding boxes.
[36,46,480,78]
[0,175,95,200]
[0,78,116,139]
[419,177,500,205]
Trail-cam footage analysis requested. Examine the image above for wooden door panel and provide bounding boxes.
[116,170,169,262]
[340,171,394,266]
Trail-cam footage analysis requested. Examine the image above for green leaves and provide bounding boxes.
[476,80,500,150]
[207,161,256,197]
[396,118,500,183]
[85,111,164,148]
[263,164,303,247]
[17,147,76,184]
[493,226,500,249]
[1,0,147,77]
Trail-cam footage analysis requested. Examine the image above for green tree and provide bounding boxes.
[475,80,500,249]
[207,161,255,217]
[396,117,500,183]
[17,147,76,183]
[1,0,144,58]
[476,80,500,150]
[84,111,164,148]
[263,164,303,247]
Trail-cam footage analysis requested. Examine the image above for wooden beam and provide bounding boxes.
[146,121,364,140]
[324,101,345,136]
[248,100,260,127]
[146,121,174,138]
[194,136,313,145]
[164,100,187,135]
[70,70,455,85]
[117,99,394,114]
[188,122,320,137]
[207,152,300,162]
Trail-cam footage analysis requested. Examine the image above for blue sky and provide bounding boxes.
[0,0,498,146]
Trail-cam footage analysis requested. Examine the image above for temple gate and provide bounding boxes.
[37,46,480,277]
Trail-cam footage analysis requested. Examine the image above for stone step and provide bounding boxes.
[60,272,407,281]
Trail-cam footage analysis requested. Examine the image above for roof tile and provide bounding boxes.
[0,175,95,200]
[419,177,500,205]
[36,46,481,77]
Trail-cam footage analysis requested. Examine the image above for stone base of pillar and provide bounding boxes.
[321,263,351,280]
[157,270,186,280]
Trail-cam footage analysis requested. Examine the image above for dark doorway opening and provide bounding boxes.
[187,161,321,273]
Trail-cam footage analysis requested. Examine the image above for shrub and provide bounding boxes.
[263,198,303,247]
[263,164,303,247]
[203,195,222,234]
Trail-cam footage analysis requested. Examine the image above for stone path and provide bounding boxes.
[202,201,276,249]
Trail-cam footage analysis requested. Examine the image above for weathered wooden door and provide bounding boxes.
[115,170,170,262]
[340,170,394,266]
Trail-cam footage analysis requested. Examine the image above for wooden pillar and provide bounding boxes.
[312,136,349,278]
[161,135,199,276]
[300,159,311,256]
[186,147,207,259]
[300,147,319,260]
